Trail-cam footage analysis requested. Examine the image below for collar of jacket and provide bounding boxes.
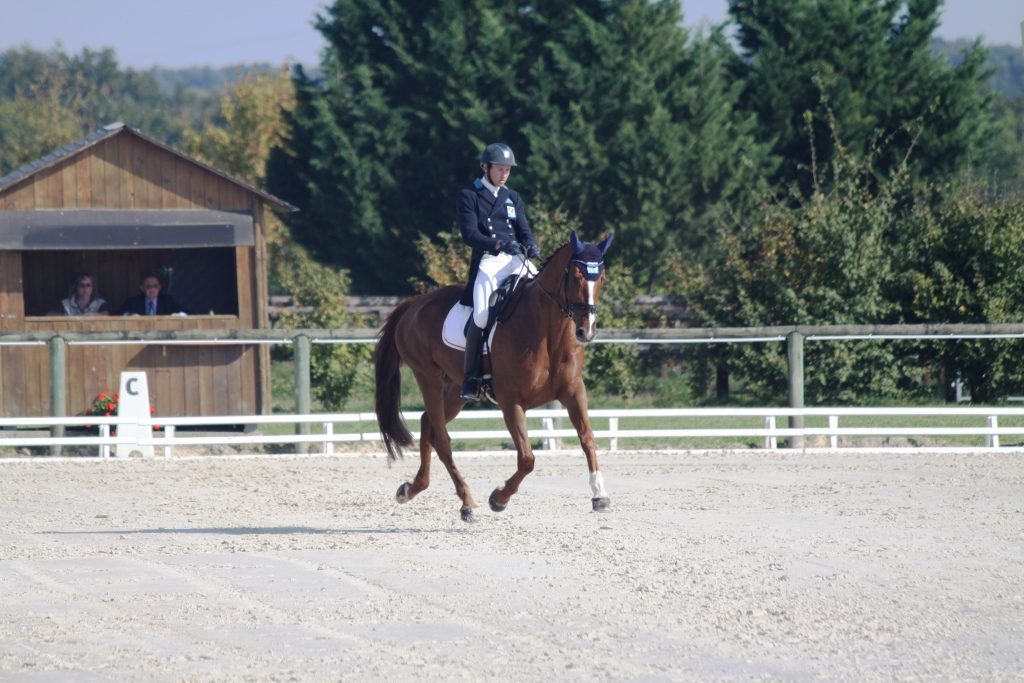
[473,177,507,204]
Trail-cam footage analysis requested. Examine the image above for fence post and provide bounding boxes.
[99,424,110,458]
[164,425,175,458]
[49,335,66,456]
[763,416,777,449]
[323,422,334,455]
[294,333,312,454]
[786,330,804,449]
[541,416,556,450]
[986,415,999,448]
[545,400,561,450]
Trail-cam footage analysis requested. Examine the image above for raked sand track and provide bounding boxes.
[1,449,1022,681]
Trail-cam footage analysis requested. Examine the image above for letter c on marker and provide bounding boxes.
[126,378,138,395]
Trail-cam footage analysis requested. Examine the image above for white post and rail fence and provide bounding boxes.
[2,407,1023,457]
[3,323,1024,456]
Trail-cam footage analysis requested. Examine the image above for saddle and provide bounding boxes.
[442,273,527,352]
[442,273,528,404]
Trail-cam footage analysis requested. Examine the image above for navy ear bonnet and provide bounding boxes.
[569,231,613,282]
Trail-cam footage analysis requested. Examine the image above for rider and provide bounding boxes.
[457,142,540,401]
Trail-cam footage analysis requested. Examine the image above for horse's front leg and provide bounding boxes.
[489,403,534,513]
[399,372,477,522]
[563,390,610,512]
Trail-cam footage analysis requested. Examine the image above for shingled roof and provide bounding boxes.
[0,122,297,212]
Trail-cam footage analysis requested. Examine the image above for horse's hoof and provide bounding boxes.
[489,489,507,513]
[592,496,611,512]
[395,482,412,504]
[460,507,477,523]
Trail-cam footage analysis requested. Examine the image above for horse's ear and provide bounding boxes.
[596,232,613,256]
[570,230,583,255]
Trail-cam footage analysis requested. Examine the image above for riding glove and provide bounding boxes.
[500,240,523,256]
[526,244,540,259]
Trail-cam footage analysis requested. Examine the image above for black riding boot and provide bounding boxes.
[460,324,484,401]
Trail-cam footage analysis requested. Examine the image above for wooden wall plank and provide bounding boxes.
[116,135,134,208]
[32,167,63,209]
[128,135,162,209]
[74,154,93,207]
[89,147,109,206]
[59,161,78,207]
[0,252,23,329]
[235,247,254,327]
[161,151,189,208]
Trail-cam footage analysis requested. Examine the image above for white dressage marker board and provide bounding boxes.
[115,371,154,458]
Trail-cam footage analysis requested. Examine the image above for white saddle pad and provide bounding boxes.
[443,267,535,352]
[442,304,497,352]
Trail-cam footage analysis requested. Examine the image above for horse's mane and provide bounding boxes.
[537,241,570,273]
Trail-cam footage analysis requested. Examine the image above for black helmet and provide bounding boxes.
[480,142,517,167]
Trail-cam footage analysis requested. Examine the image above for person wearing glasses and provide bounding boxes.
[60,273,109,315]
[118,272,185,316]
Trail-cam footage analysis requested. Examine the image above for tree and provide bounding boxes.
[893,178,1024,402]
[182,69,299,294]
[182,69,295,186]
[729,0,993,194]
[981,94,1024,197]
[0,46,207,174]
[267,0,772,294]
[520,3,772,290]
[671,142,910,404]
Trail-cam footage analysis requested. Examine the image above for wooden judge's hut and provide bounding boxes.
[0,122,296,418]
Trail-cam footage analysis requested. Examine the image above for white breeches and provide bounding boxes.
[472,252,527,328]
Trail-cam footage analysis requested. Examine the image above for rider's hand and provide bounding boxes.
[526,244,540,260]
[500,240,523,256]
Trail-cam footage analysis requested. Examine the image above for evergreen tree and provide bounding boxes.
[268,0,524,293]
[267,0,771,293]
[729,0,993,194]
[521,2,772,290]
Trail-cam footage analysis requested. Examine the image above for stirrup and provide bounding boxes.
[461,376,481,401]
[480,375,497,405]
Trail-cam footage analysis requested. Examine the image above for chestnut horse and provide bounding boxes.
[374,231,614,522]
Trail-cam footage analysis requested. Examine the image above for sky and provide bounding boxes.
[0,0,1020,70]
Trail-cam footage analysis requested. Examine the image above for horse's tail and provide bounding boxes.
[374,299,415,461]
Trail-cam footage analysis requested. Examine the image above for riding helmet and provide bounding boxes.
[480,143,517,167]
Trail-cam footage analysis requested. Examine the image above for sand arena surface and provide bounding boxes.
[1,449,1022,681]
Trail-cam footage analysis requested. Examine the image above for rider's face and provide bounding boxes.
[485,163,512,187]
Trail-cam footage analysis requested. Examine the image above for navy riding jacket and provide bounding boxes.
[457,178,537,305]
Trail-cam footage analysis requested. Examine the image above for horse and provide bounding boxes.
[373,230,614,522]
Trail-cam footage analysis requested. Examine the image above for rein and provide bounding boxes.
[499,246,605,324]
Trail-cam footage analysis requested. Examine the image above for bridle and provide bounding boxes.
[538,258,603,320]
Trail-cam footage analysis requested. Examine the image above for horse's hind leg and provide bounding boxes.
[395,413,433,504]
[397,371,476,521]
[432,381,477,521]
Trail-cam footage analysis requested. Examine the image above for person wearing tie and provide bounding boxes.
[118,272,186,316]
